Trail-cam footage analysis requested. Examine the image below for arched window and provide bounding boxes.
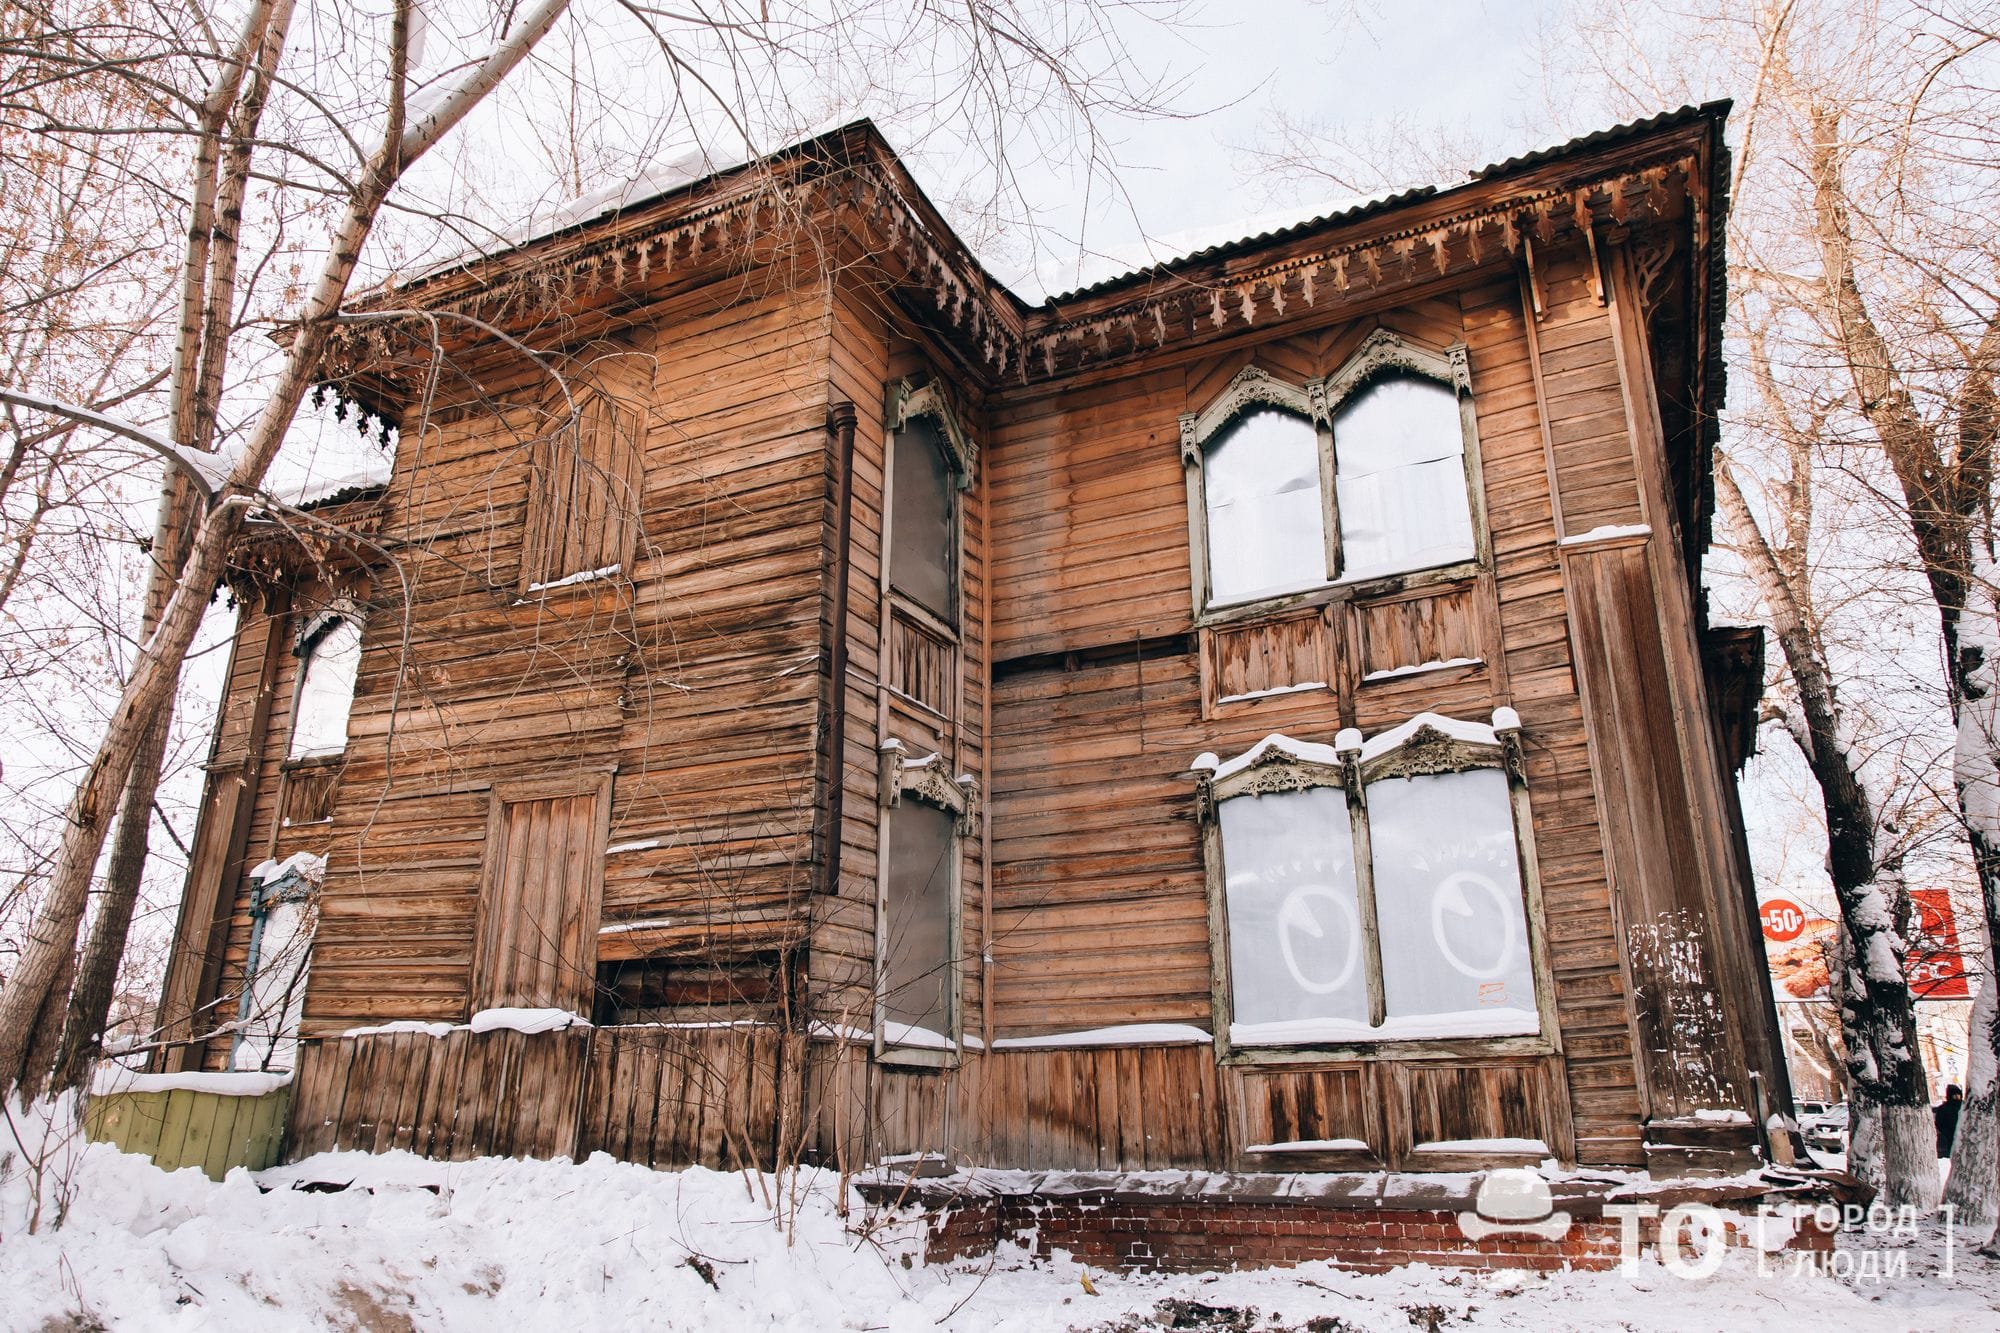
[1180,332,1481,614]
[1331,370,1475,580]
[289,615,361,760]
[888,412,957,626]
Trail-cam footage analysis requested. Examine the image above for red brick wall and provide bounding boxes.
[914,1195,1836,1275]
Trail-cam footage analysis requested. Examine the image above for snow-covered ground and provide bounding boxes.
[3,1105,1996,1330]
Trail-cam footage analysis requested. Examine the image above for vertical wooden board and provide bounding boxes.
[173,1090,219,1176]
[199,1094,243,1181]
[624,1035,663,1168]
[286,1039,340,1160]
[577,1027,618,1161]
[449,1032,491,1161]
[422,1031,469,1160]
[388,1033,433,1154]
[338,1036,380,1152]
[1111,1046,1144,1169]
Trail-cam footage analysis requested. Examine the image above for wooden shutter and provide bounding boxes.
[470,774,611,1014]
[522,390,645,589]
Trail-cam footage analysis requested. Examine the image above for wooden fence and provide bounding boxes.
[285,1024,791,1169]
[87,1084,291,1180]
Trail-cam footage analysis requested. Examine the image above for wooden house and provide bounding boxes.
[151,103,1793,1198]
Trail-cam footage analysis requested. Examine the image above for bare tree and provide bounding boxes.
[1,0,1185,1100]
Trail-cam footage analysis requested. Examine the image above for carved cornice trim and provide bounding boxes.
[1025,154,1698,382]
[1357,710,1519,784]
[1193,732,1362,821]
[1178,365,1323,465]
[886,377,978,487]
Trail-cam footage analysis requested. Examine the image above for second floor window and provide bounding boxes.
[1182,330,1479,614]
[523,388,645,591]
[888,413,957,626]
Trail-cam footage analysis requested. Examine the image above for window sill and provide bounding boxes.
[1218,1033,1555,1065]
[280,751,346,773]
[876,1044,960,1071]
[1198,558,1483,628]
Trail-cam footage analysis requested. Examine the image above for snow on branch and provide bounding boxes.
[0,388,224,497]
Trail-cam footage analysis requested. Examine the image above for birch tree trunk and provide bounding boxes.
[1944,970,1997,1239]
[1717,456,1939,1209]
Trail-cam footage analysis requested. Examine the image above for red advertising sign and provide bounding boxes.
[1760,898,1811,943]
[1909,889,1971,1001]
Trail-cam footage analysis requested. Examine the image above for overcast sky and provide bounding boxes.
[992,0,1570,299]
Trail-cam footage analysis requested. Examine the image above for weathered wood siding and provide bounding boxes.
[975,276,1686,1165]
[808,270,991,1040]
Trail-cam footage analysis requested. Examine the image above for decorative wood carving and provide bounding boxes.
[1320,330,1472,410]
[885,376,978,487]
[1360,724,1495,781]
[1178,364,1322,465]
[878,740,979,833]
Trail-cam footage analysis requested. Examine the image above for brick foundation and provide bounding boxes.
[868,1175,1841,1275]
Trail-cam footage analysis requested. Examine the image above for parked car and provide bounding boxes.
[1795,1099,1832,1120]
[1802,1102,1849,1156]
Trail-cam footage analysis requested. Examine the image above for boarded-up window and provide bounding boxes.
[471,776,611,1014]
[289,617,361,760]
[888,415,956,625]
[880,798,956,1046]
[523,390,645,590]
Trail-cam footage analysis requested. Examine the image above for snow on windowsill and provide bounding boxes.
[1559,523,1651,548]
[604,839,661,855]
[1243,1138,1370,1154]
[1230,1008,1541,1046]
[91,1069,293,1098]
[341,1020,457,1038]
[1360,657,1482,683]
[1216,681,1329,705]
[882,1022,956,1050]
[1412,1137,1550,1156]
[248,851,327,885]
[598,918,673,935]
[991,1024,1213,1050]
[523,564,621,595]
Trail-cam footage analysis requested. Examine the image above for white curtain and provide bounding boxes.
[289,618,361,759]
[1333,373,1474,579]
[1205,407,1328,605]
[1218,787,1369,1033]
[1365,768,1537,1034]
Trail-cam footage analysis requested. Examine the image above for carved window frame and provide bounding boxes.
[1195,711,1558,1064]
[881,375,975,719]
[874,739,979,1068]
[1180,330,1489,625]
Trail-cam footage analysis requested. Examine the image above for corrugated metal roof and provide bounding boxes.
[1044,101,1731,306]
[1041,183,1440,304]
[1468,101,1731,179]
